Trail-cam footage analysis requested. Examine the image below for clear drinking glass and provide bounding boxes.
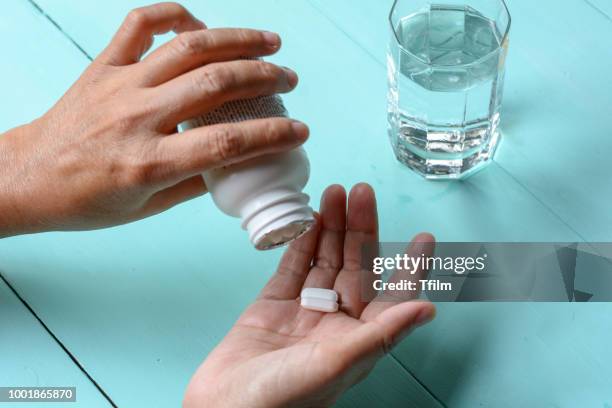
[387,0,511,179]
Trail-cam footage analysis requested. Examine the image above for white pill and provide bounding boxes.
[300,288,339,313]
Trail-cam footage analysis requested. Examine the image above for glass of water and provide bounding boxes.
[387,0,511,179]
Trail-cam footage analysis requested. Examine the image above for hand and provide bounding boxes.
[184,184,436,408]
[0,2,307,237]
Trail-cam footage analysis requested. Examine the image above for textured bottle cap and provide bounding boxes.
[186,94,288,126]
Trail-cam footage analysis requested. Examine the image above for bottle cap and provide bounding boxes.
[241,191,315,250]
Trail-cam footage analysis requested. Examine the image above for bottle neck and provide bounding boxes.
[241,189,314,250]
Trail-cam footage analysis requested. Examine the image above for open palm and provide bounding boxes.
[184,184,436,408]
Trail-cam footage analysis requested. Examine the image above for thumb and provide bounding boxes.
[337,301,436,363]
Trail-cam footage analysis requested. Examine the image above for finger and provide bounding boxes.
[386,233,436,295]
[99,2,206,66]
[302,185,346,290]
[360,233,435,321]
[152,59,298,131]
[140,28,281,86]
[142,175,206,214]
[320,301,435,376]
[333,183,378,318]
[258,215,321,300]
[154,118,308,183]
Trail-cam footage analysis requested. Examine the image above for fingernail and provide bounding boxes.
[283,66,299,88]
[291,120,309,141]
[414,306,436,327]
[262,31,281,48]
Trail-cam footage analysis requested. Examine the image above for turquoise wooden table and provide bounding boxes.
[1,0,611,406]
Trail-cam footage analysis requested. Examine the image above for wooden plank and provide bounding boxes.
[338,357,444,408]
[0,275,111,407]
[395,302,612,407]
[0,0,89,128]
[490,0,612,243]
[308,0,393,66]
[584,0,612,19]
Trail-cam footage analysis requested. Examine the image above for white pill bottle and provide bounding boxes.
[181,95,315,250]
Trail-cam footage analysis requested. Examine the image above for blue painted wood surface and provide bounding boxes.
[586,0,612,19]
[1,0,611,406]
[0,279,110,407]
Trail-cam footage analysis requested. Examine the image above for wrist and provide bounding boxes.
[0,121,46,237]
